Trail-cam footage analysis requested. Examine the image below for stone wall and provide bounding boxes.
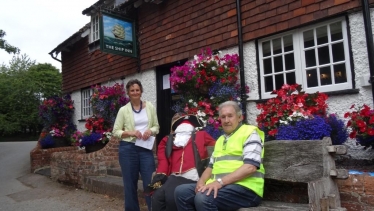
[50,137,120,187]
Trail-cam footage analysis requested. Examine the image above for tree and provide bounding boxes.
[27,63,62,98]
[0,54,62,136]
[0,29,20,54]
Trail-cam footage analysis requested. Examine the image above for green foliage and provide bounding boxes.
[0,30,20,54]
[0,54,62,136]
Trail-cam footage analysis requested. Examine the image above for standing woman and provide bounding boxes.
[112,79,160,211]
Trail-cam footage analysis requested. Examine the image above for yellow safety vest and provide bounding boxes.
[206,125,265,197]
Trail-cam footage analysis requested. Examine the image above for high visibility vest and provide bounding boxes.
[206,125,265,197]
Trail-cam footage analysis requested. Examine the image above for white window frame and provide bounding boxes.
[81,88,92,119]
[258,17,352,99]
[90,14,100,43]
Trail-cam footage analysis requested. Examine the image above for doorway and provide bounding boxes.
[155,60,186,146]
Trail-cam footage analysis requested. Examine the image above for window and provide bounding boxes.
[81,88,92,119]
[258,18,352,99]
[91,14,100,43]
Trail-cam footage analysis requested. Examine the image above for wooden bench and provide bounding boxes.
[235,137,348,211]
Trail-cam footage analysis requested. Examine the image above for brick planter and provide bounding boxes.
[30,130,78,173]
[50,137,120,187]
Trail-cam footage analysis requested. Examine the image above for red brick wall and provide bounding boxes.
[337,173,374,211]
[61,37,138,93]
[241,0,364,41]
[137,0,238,70]
[50,137,121,187]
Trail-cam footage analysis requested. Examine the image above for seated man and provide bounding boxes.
[174,101,265,211]
[149,113,216,211]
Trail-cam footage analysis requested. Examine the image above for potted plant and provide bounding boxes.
[257,84,348,144]
[38,94,76,148]
[345,104,374,149]
[170,48,249,139]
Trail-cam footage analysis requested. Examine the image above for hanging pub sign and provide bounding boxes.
[100,11,137,57]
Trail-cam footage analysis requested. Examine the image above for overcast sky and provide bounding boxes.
[0,0,98,71]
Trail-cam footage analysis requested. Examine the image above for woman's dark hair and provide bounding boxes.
[126,79,143,93]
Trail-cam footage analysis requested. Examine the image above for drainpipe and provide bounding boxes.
[235,0,247,123]
[361,0,374,105]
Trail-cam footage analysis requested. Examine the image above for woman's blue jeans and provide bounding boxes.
[174,183,261,211]
[119,141,155,211]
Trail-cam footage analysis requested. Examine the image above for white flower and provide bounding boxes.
[103,132,112,139]
[189,99,193,103]
[236,97,241,101]
[193,102,197,107]
[211,66,216,70]
[50,130,56,136]
[210,96,215,100]
[279,120,289,125]
[194,55,198,60]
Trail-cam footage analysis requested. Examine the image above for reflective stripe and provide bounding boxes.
[210,171,264,180]
[214,155,243,162]
[213,155,263,163]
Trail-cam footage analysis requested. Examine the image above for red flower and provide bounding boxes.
[268,129,278,136]
[345,104,374,140]
[368,128,374,136]
[256,84,328,140]
[349,130,357,139]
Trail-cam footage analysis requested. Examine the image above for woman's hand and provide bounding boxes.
[133,130,142,139]
[141,129,152,140]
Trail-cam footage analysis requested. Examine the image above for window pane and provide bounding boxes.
[274,56,283,73]
[330,22,343,41]
[284,35,293,52]
[334,64,347,84]
[332,43,345,62]
[275,74,284,90]
[263,58,272,74]
[320,66,332,85]
[263,41,271,57]
[265,76,274,92]
[285,53,295,70]
[273,38,282,55]
[82,89,92,117]
[306,69,318,87]
[305,49,316,67]
[317,26,328,45]
[318,46,330,65]
[303,30,314,48]
[286,72,296,85]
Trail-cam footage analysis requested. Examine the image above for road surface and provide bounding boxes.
[0,141,124,211]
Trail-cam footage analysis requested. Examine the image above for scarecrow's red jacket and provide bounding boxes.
[156,131,216,175]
